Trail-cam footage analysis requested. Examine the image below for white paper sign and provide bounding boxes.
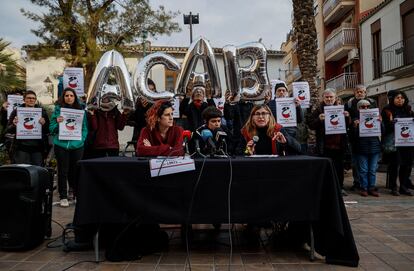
[394,118,414,147]
[275,98,297,127]
[63,67,85,97]
[16,107,42,139]
[58,108,85,141]
[359,108,381,137]
[292,81,310,109]
[214,97,225,113]
[7,95,23,119]
[172,97,180,118]
[324,105,346,135]
[150,157,195,177]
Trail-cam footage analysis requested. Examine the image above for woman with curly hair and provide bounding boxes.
[136,100,184,156]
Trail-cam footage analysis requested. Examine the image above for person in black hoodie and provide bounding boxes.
[179,85,215,131]
[6,90,49,165]
[381,90,414,196]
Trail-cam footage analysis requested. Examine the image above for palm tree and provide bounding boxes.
[0,38,26,94]
[292,0,318,113]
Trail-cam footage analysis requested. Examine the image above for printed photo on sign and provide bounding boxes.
[16,107,42,139]
[324,105,346,135]
[59,108,84,141]
[292,81,310,109]
[395,118,414,146]
[275,98,297,127]
[214,97,225,113]
[63,67,85,97]
[172,97,180,118]
[7,95,23,120]
[359,108,381,137]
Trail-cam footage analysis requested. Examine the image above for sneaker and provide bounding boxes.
[360,190,368,197]
[60,199,69,207]
[391,190,400,196]
[368,190,379,197]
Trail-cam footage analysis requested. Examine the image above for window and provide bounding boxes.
[371,19,381,79]
[401,1,414,66]
[165,69,178,91]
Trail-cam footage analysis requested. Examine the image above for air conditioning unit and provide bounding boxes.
[348,48,359,60]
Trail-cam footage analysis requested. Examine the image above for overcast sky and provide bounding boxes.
[0,0,293,50]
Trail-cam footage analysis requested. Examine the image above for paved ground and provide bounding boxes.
[0,169,413,271]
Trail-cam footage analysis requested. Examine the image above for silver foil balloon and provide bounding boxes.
[175,37,222,98]
[222,45,240,99]
[237,42,270,101]
[133,52,180,103]
[86,50,135,110]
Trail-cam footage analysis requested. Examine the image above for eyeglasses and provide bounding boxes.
[253,112,270,117]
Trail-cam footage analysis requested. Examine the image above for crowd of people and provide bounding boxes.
[1,81,414,209]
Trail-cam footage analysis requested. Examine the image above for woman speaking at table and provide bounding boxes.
[240,104,301,155]
[136,100,184,156]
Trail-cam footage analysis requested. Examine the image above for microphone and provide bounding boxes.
[245,135,259,154]
[214,128,228,143]
[192,130,205,157]
[182,130,192,155]
[200,129,217,155]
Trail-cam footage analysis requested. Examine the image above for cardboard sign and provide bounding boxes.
[359,108,381,137]
[395,118,414,147]
[7,95,23,119]
[292,81,310,109]
[59,108,85,141]
[275,97,297,127]
[324,105,346,135]
[63,67,85,97]
[16,107,42,139]
[150,157,195,177]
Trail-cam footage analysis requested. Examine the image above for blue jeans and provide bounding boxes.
[357,152,380,190]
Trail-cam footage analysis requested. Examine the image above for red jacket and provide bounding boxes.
[136,125,184,156]
[89,108,128,150]
[241,123,283,155]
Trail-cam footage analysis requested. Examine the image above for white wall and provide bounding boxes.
[361,0,414,97]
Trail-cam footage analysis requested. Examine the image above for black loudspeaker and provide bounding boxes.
[0,164,53,250]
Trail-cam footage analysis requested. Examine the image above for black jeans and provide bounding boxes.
[387,147,413,192]
[54,145,84,199]
[14,150,43,166]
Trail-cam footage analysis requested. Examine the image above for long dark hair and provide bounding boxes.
[56,88,82,109]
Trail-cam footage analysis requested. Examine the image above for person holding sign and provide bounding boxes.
[267,81,303,138]
[239,104,300,156]
[381,90,414,196]
[6,90,49,165]
[348,100,382,197]
[136,100,184,157]
[50,88,88,207]
[309,89,350,195]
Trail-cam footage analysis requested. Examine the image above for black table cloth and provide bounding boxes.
[73,156,359,267]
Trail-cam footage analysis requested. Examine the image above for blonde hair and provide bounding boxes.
[243,104,276,138]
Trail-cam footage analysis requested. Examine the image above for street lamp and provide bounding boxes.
[44,76,54,101]
[183,12,199,44]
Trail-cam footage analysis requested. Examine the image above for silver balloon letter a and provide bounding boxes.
[175,37,222,98]
[86,50,135,110]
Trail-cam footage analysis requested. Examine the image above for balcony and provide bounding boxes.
[381,36,414,77]
[325,72,358,97]
[323,0,355,25]
[324,27,357,61]
[292,68,302,81]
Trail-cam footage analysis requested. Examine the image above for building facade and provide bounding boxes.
[360,0,414,108]
[22,43,285,105]
[316,0,382,99]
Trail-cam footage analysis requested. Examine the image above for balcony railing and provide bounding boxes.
[324,27,357,59]
[323,0,355,24]
[382,35,414,74]
[325,72,358,91]
[292,68,302,80]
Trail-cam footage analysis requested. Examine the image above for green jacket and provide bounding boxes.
[49,105,88,150]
